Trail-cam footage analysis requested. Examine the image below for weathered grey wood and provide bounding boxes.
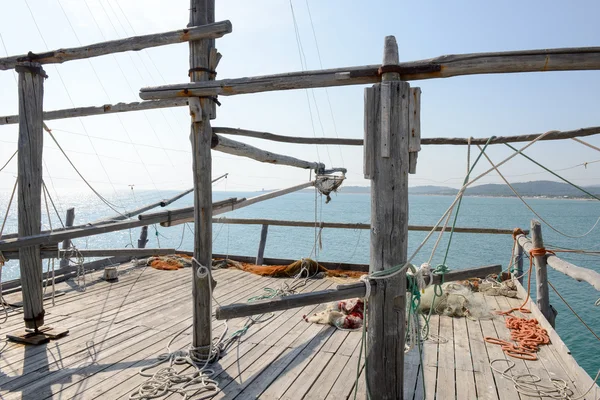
[531,220,555,327]
[189,0,215,361]
[209,217,524,234]
[0,99,189,125]
[215,282,375,320]
[514,241,524,284]
[0,22,231,70]
[516,233,600,291]
[212,127,362,145]
[0,198,243,251]
[363,87,375,179]
[138,226,149,248]
[255,224,269,265]
[165,181,315,226]
[214,134,325,170]
[5,247,173,259]
[59,207,75,268]
[139,47,600,100]
[366,36,408,400]
[408,87,421,173]
[17,62,45,330]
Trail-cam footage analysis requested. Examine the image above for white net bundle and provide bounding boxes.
[419,282,492,320]
[315,173,345,203]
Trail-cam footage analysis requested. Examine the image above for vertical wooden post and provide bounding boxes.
[137,226,149,249]
[255,224,269,265]
[189,0,217,359]
[531,220,555,327]
[16,62,46,330]
[59,207,75,268]
[513,240,524,284]
[364,36,410,399]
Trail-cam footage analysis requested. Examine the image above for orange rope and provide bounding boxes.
[484,245,554,361]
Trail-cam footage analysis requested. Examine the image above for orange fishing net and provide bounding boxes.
[148,254,192,270]
[215,258,365,279]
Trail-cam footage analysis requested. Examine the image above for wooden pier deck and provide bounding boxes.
[1,263,598,399]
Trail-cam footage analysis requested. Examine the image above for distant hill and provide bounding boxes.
[338,181,600,199]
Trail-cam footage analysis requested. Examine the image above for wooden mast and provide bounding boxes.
[364,36,411,399]
[189,0,216,360]
[16,62,46,330]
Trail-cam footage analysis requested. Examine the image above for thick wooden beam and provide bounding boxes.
[210,218,524,235]
[137,226,149,249]
[0,99,189,125]
[17,62,46,329]
[0,22,231,71]
[59,207,75,268]
[365,36,408,399]
[189,0,216,361]
[214,134,324,170]
[139,47,600,100]
[517,233,600,291]
[215,264,502,320]
[3,247,175,259]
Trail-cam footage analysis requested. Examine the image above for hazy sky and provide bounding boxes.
[1,0,599,195]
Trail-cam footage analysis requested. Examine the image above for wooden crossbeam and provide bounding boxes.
[139,47,600,100]
[0,22,232,70]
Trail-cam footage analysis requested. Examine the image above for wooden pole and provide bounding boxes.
[514,241,524,284]
[530,220,556,327]
[189,0,215,360]
[364,36,410,399]
[59,207,75,268]
[137,226,149,249]
[255,224,269,265]
[16,62,46,330]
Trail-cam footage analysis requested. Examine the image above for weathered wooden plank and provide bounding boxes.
[16,62,46,330]
[465,316,500,400]
[0,22,232,70]
[214,134,325,170]
[59,207,75,268]
[256,224,271,266]
[436,316,456,399]
[408,87,421,173]
[139,47,600,99]
[213,127,362,145]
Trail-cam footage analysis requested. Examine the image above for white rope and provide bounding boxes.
[360,275,371,299]
[477,144,600,239]
[572,137,600,153]
[491,359,600,399]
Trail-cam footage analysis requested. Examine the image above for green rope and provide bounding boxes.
[504,143,600,202]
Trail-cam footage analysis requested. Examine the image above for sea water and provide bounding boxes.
[1,190,599,376]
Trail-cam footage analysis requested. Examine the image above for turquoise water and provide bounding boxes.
[1,190,599,376]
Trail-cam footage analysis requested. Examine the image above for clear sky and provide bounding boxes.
[1,0,599,195]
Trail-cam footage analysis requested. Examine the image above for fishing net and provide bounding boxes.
[419,282,492,319]
[315,173,345,203]
[147,254,192,270]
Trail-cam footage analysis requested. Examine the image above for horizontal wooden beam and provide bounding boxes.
[0,99,189,125]
[214,134,324,170]
[139,47,600,100]
[213,127,363,146]
[0,198,242,252]
[163,181,316,227]
[0,21,232,71]
[210,217,526,235]
[215,263,501,319]
[517,234,600,291]
[1,247,175,260]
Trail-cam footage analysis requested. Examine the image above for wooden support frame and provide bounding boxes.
[531,220,556,327]
[255,224,269,265]
[59,207,75,268]
[0,22,232,70]
[139,47,600,100]
[16,62,46,330]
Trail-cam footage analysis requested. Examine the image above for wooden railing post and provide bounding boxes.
[59,208,75,268]
[137,226,149,249]
[531,220,556,327]
[364,36,412,399]
[514,240,524,284]
[255,224,269,265]
[16,62,46,330]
